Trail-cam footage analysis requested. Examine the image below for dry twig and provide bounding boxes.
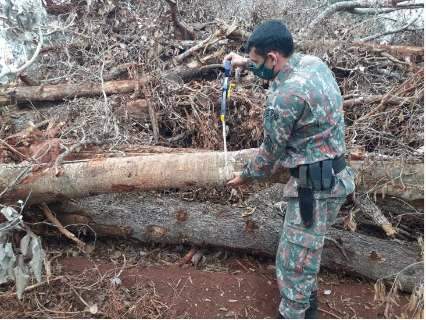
[40,203,87,250]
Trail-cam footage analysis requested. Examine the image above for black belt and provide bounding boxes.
[289,155,346,228]
[289,155,346,179]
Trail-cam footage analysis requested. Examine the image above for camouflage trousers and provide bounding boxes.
[276,167,355,319]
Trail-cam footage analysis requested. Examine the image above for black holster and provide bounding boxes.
[298,186,314,228]
[290,156,346,228]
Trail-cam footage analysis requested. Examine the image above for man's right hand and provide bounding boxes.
[223,52,249,68]
[226,173,247,187]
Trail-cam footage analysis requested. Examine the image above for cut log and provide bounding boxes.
[3,79,147,103]
[1,65,223,105]
[51,186,423,293]
[343,95,414,108]
[0,149,423,204]
[350,41,424,57]
[0,149,255,204]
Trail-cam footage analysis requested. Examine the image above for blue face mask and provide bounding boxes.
[249,59,276,80]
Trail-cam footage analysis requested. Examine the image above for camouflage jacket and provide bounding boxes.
[241,53,346,180]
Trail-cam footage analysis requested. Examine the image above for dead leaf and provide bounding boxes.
[44,255,51,283]
[20,234,31,257]
[191,251,204,267]
[0,243,16,285]
[382,224,397,237]
[14,258,30,300]
[29,234,45,283]
[241,207,256,217]
[343,210,357,232]
[111,250,122,259]
[374,279,386,303]
[89,304,98,314]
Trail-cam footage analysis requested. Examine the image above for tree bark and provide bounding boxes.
[50,186,423,293]
[0,149,423,204]
[354,193,397,237]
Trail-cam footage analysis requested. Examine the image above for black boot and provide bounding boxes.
[276,311,285,319]
[304,291,318,319]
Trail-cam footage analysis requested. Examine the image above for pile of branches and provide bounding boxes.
[0,0,423,157]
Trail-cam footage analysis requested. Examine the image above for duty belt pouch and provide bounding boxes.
[321,159,334,190]
[308,162,322,191]
[297,165,314,228]
[294,158,342,228]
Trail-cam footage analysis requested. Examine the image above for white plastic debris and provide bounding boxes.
[110,276,122,286]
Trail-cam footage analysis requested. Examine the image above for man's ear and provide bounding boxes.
[267,52,278,66]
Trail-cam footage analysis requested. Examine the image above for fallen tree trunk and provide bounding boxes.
[1,65,224,105]
[350,41,424,57]
[3,79,148,103]
[343,95,414,108]
[0,149,254,204]
[49,186,422,293]
[0,149,423,204]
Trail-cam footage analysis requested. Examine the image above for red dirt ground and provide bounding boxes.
[60,255,412,319]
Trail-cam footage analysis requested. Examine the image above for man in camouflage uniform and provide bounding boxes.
[225,21,355,318]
